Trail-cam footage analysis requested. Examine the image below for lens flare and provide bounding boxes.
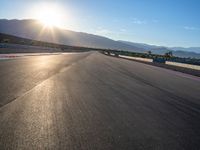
[31,3,66,28]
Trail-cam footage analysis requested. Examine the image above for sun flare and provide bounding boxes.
[31,3,66,28]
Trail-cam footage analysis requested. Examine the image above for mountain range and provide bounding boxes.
[119,40,200,54]
[0,19,200,58]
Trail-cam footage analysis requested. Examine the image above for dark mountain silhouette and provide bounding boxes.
[0,19,144,52]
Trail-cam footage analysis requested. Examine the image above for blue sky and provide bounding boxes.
[0,0,200,47]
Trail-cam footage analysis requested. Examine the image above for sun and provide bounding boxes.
[41,18,55,27]
[31,3,66,28]
[38,10,62,27]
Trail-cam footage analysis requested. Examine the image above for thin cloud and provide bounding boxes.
[131,18,146,24]
[184,26,199,30]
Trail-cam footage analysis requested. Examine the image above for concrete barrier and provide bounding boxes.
[166,61,200,70]
[109,54,200,71]
[110,53,115,56]
[119,55,153,62]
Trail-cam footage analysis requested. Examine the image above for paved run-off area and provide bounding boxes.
[0,52,200,150]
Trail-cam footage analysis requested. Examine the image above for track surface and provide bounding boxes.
[0,52,200,150]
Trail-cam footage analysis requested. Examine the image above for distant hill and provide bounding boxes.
[119,40,200,54]
[170,47,200,53]
[118,40,161,50]
[0,19,144,52]
[0,19,199,58]
[0,32,95,53]
[119,40,200,58]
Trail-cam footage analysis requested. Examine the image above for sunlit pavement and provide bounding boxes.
[0,52,77,60]
[0,52,200,150]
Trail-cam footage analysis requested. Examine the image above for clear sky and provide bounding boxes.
[0,0,200,47]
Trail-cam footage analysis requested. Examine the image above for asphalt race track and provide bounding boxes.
[0,52,200,150]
